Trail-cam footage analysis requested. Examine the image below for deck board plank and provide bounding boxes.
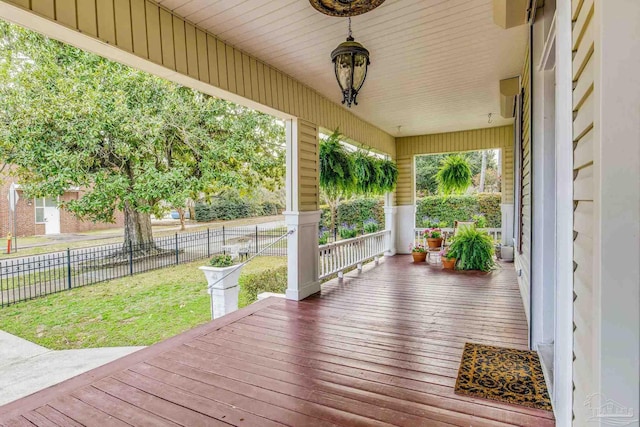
[0,256,554,426]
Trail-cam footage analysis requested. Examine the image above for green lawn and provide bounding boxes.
[0,256,286,350]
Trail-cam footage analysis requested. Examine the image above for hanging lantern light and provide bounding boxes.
[331,18,370,108]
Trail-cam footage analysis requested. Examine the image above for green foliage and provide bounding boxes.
[318,230,330,245]
[410,243,427,253]
[321,198,385,231]
[446,228,495,271]
[472,214,488,228]
[436,155,472,194]
[238,266,287,307]
[319,131,354,198]
[0,21,285,246]
[416,193,501,228]
[423,229,442,239]
[377,159,398,193]
[338,224,358,239]
[209,254,237,267]
[363,219,379,234]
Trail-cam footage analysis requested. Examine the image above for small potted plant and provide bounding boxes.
[410,242,427,263]
[440,248,457,270]
[423,228,443,249]
[199,254,244,319]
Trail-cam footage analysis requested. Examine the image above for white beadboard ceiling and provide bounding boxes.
[157,0,527,137]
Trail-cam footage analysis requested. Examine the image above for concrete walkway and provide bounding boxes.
[0,330,143,406]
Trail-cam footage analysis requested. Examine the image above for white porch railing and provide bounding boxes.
[318,230,390,280]
[414,227,502,243]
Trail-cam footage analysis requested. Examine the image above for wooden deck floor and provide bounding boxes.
[0,256,555,427]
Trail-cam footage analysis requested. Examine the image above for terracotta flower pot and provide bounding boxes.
[412,251,427,263]
[427,238,443,249]
[442,257,457,270]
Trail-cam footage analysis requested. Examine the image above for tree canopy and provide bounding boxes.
[0,22,285,248]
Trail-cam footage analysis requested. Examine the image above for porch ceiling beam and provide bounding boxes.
[0,0,395,157]
[493,0,528,29]
[500,77,520,119]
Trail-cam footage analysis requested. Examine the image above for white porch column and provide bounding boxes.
[500,203,514,246]
[284,118,321,301]
[396,204,416,254]
[383,192,397,256]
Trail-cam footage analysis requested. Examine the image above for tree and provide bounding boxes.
[478,150,487,192]
[0,22,285,252]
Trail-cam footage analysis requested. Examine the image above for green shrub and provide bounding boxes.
[416,193,501,228]
[195,193,279,222]
[320,197,385,231]
[209,254,236,267]
[338,224,358,239]
[446,227,495,271]
[318,230,330,245]
[363,219,379,234]
[238,265,287,307]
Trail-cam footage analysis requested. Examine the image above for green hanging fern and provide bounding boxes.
[446,227,495,271]
[319,130,354,196]
[352,150,377,194]
[377,159,398,193]
[435,155,472,194]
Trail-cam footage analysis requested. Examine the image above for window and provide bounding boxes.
[34,197,57,223]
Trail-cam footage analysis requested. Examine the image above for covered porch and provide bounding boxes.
[0,255,554,426]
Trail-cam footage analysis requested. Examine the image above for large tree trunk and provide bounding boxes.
[123,200,155,252]
[177,207,186,231]
[479,151,487,192]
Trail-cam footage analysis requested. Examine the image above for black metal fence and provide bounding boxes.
[0,224,287,307]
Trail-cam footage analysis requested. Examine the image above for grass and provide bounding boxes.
[0,256,286,350]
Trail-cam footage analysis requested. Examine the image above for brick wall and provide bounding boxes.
[0,178,124,237]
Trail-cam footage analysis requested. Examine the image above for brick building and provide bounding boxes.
[0,176,124,237]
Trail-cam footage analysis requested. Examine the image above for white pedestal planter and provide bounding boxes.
[199,265,244,319]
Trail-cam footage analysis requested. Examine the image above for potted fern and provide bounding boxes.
[445,228,495,272]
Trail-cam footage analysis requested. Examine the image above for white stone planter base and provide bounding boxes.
[199,265,244,319]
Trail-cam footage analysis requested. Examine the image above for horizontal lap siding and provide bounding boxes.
[515,40,531,323]
[572,0,595,424]
[3,0,394,157]
[395,125,514,206]
[297,120,319,212]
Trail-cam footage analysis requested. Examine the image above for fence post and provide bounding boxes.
[207,228,211,257]
[175,233,179,265]
[129,241,133,276]
[66,248,72,289]
[255,226,259,254]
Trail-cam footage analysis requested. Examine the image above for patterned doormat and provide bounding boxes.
[454,342,553,411]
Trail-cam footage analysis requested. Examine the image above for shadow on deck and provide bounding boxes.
[0,255,555,426]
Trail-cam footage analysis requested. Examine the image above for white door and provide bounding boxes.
[43,198,60,234]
